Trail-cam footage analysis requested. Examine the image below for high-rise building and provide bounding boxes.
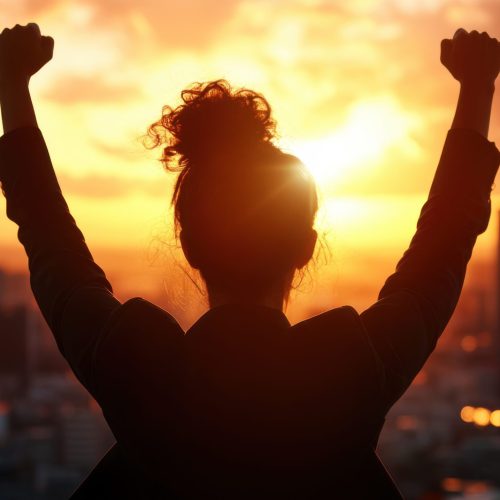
[496,210,500,391]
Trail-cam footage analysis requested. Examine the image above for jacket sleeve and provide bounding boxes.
[360,128,500,409]
[0,126,122,394]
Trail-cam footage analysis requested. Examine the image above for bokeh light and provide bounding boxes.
[472,407,491,427]
[460,335,478,352]
[490,410,500,428]
[460,406,475,423]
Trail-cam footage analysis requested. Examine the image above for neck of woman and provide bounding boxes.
[206,277,292,312]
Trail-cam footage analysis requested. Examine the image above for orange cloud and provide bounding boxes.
[41,75,144,103]
[58,172,167,199]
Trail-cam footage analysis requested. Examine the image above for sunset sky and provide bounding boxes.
[0,0,499,324]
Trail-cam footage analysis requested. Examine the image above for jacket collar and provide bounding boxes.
[186,303,291,338]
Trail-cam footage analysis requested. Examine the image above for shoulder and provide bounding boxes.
[95,297,184,355]
[91,298,184,398]
[104,297,183,332]
[291,305,363,343]
[290,305,384,386]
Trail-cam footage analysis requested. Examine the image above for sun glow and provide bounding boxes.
[286,97,419,187]
[1,0,499,317]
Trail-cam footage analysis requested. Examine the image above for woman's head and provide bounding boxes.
[146,80,318,305]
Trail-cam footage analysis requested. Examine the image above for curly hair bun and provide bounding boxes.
[147,80,278,172]
[144,79,319,292]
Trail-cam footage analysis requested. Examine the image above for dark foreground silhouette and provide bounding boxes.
[0,24,499,499]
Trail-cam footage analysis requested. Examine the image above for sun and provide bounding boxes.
[284,96,419,188]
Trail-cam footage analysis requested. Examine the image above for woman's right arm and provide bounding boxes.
[0,24,124,396]
[360,30,500,409]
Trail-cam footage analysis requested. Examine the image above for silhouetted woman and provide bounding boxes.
[0,23,499,499]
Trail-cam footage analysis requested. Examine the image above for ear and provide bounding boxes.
[295,229,317,269]
[180,230,201,270]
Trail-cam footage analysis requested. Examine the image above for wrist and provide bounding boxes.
[0,76,37,134]
[0,77,30,98]
[452,79,494,139]
[460,79,496,95]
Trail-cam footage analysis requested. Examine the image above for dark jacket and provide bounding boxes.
[0,126,498,498]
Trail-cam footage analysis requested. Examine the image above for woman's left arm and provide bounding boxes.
[0,24,122,395]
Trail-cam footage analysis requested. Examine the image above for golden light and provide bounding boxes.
[460,406,475,423]
[461,335,478,352]
[491,410,500,427]
[0,0,497,326]
[442,477,463,493]
[396,415,419,431]
[288,97,418,187]
[472,407,491,427]
[464,482,490,494]
[316,197,367,232]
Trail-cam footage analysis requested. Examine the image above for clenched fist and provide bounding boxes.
[0,23,54,86]
[441,29,499,86]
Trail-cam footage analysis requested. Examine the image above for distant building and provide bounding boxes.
[59,407,113,469]
[0,269,32,309]
[0,402,9,443]
[0,306,32,394]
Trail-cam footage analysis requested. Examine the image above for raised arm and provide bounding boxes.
[360,29,500,409]
[0,24,122,395]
